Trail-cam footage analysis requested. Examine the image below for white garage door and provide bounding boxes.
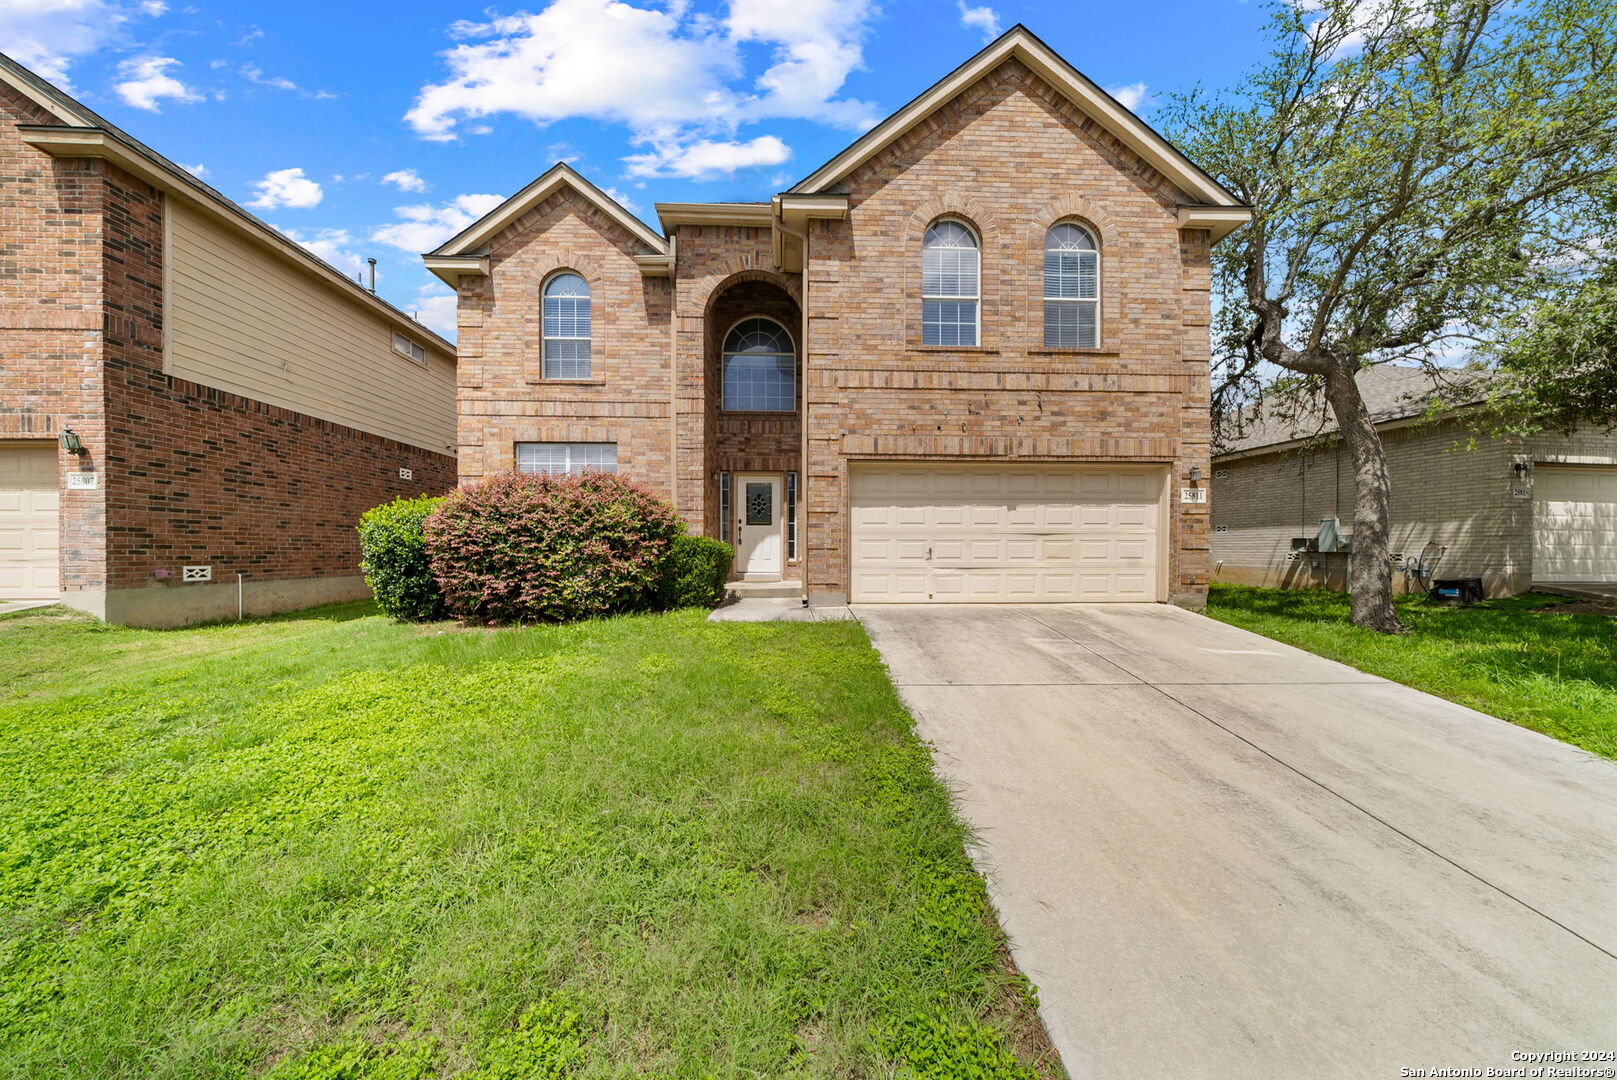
[0,442,60,601]
[1534,466,1617,582]
[850,465,1164,603]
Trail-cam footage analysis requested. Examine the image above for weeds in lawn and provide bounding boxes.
[0,605,1060,1079]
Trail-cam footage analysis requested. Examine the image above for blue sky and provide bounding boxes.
[1,0,1274,337]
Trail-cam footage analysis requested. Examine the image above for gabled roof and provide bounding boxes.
[428,163,668,261]
[0,52,454,355]
[790,24,1245,210]
[1217,365,1498,459]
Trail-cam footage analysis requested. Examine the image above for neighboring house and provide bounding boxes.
[1211,365,1617,596]
[426,26,1250,608]
[0,55,458,627]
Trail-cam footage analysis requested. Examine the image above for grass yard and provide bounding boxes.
[1206,584,1617,760]
[0,603,1060,1080]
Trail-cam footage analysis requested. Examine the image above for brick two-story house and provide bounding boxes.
[1,54,457,626]
[426,26,1249,608]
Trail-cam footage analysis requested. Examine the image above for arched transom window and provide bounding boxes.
[722,317,795,412]
[1044,223,1099,348]
[542,272,591,379]
[921,220,980,347]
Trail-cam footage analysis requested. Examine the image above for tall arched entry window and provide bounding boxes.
[721,317,795,412]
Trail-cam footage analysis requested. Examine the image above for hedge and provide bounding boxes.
[357,495,447,622]
[424,472,682,624]
[656,534,735,609]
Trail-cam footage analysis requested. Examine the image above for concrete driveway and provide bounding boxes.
[855,603,1617,1079]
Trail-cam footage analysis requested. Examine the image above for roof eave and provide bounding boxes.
[429,163,669,267]
[788,25,1241,208]
[17,125,457,356]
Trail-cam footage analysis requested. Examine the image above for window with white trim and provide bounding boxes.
[1043,223,1099,348]
[922,219,980,347]
[722,317,795,412]
[515,442,616,475]
[542,272,592,380]
[393,332,427,365]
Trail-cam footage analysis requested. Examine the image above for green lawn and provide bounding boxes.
[0,604,1060,1080]
[1205,584,1617,760]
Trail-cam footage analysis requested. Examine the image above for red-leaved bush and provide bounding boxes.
[424,471,682,623]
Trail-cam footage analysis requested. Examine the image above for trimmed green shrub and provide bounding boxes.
[656,534,734,609]
[358,495,447,622]
[425,472,681,624]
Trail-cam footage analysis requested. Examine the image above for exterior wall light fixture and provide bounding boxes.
[60,429,86,456]
[1189,465,1203,484]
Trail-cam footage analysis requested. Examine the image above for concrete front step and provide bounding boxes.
[726,580,802,599]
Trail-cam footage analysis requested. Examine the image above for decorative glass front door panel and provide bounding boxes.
[746,483,774,526]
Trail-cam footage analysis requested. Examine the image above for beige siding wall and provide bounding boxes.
[165,197,456,454]
[1212,419,1617,596]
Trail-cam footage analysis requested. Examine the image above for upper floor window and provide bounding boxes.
[516,441,617,475]
[542,272,591,379]
[1044,223,1099,348]
[722,317,795,411]
[392,332,427,365]
[922,219,980,347]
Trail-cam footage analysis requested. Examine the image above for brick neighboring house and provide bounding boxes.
[426,26,1250,608]
[1210,365,1617,597]
[0,55,458,627]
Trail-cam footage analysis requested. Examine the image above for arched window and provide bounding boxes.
[722,317,795,412]
[922,220,980,347]
[542,272,591,379]
[1044,223,1099,348]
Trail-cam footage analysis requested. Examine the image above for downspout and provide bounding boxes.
[667,233,679,519]
[774,212,810,605]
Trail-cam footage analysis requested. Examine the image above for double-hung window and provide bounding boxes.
[921,220,980,347]
[542,272,591,379]
[515,442,616,475]
[1043,223,1099,348]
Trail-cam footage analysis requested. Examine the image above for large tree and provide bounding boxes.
[1165,0,1617,631]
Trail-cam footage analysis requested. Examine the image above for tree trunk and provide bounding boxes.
[1320,363,1406,633]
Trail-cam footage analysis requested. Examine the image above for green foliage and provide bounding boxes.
[1207,585,1617,759]
[358,496,447,622]
[0,604,1060,1079]
[655,534,735,609]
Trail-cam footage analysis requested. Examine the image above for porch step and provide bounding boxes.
[726,580,803,600]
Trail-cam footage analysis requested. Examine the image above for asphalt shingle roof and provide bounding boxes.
[1216,364,1497,456]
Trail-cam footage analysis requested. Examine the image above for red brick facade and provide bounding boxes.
[1,76,457,624]
[446,42,1234,607]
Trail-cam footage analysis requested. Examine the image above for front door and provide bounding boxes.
[735,474,783,579]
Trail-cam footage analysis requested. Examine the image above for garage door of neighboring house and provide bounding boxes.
[1534,466,1617,582]
[849,464,1165,603]
[0,442,61,601]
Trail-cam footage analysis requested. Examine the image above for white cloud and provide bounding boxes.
[601,186,639,212]
[370,193,506,253]
[406,0,879,180]
[139,0,167,14]
[240,62,335,99]
[1107,82,1157,113]
[956,1,1001,43]
[278,226,367,278]
[180,162,207,177]
[382,169,428,192]
[726,0,880,129]
[247,167,323,210]
[624,134,790,179]
[114,55,203,111]
[0,0,129,85]
[412,283,459,338]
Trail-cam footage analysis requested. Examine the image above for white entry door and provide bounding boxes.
[735,474,784,579]
[0,441,60,601]
[850,464,1165,603]
[1534,466,1617,581]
